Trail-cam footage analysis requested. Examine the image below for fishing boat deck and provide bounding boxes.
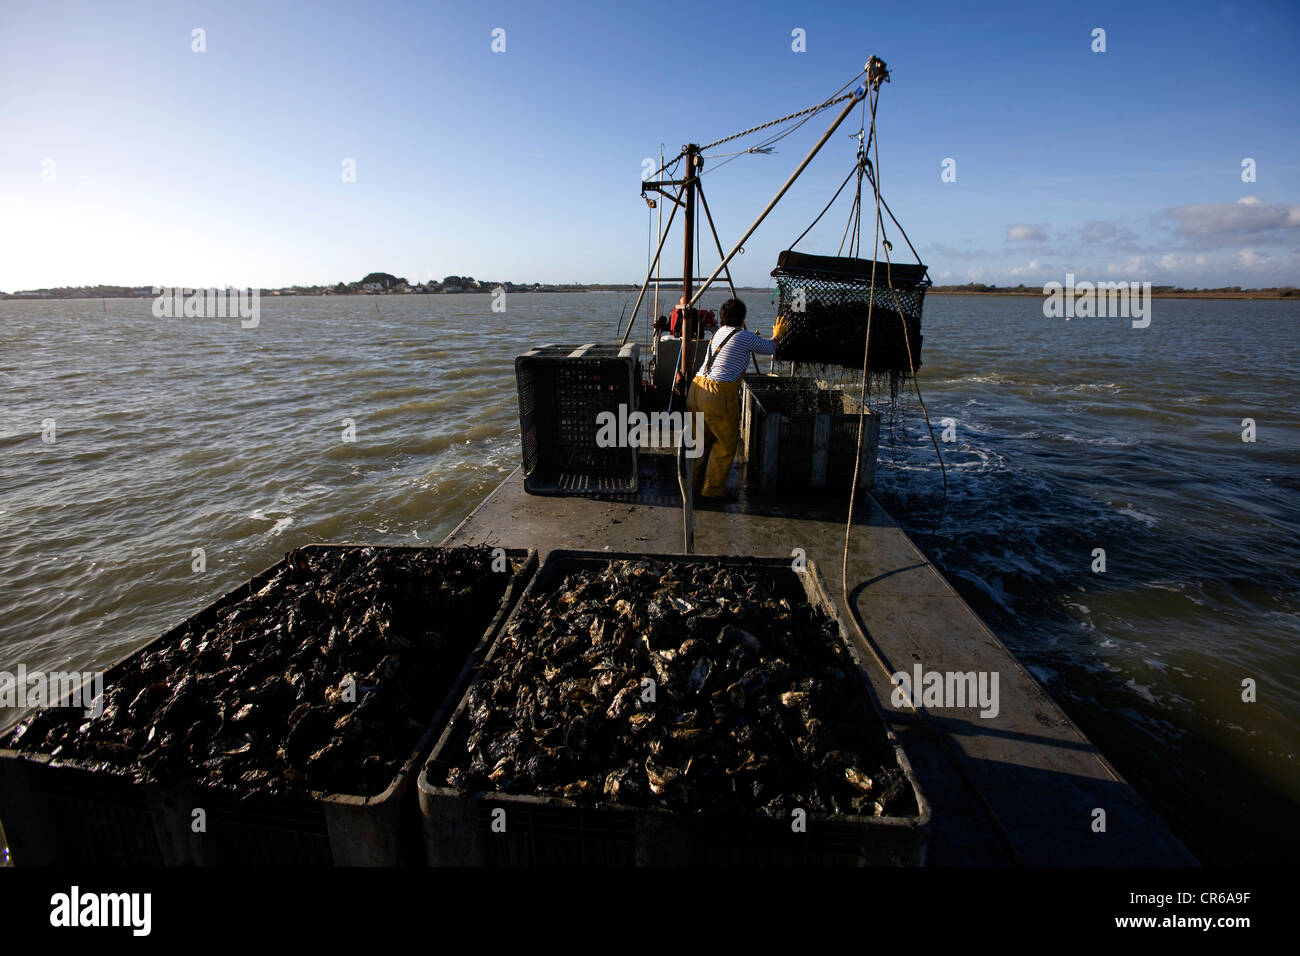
[441,455,1196,865]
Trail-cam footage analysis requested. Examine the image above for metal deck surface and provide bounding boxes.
[441,455,1196,865]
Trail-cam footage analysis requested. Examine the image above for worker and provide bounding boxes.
[685,298,784,500]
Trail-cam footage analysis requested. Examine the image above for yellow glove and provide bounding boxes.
[772,315,786,339]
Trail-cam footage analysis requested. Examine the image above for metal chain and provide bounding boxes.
[699,89,859,153]
[652,68,867,179]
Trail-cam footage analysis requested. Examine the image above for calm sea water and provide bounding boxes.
[1,291,1296,864]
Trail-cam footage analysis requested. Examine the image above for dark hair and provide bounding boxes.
[719,298,747,327]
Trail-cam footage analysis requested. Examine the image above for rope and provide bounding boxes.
[855,160,948,543]
[882,243,949,547]
[837,83,1018,865]
[864,162,924,276]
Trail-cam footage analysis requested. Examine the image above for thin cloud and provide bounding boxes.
[1006,224,1047,242]
[1081,221,1118,241]
[1165,197,1300,244]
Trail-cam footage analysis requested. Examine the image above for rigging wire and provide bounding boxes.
[699,68,865,153]
[649,66,868,184]
[697,183,737,299]
[696,202,702,299]
[701,112,816,175]
[868,173,947,548]
[702,145,776,160]
[840,103,869,259]
[694,67,868,177]
[643,151,684,186]
[787,162,859,252]
[642,197,655,346]
[835,82,1024,865]
[652,144,664,348]
[701,99,841,178]
[867,166,924,274]
[640,76,1022,855]
[837,160,861,257]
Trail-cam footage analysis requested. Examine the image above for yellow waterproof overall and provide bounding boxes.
[686,329,741,498]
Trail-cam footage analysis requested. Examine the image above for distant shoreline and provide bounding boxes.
[0,285,643,301]
[929,289,1297,300]
[2,286,1295,301]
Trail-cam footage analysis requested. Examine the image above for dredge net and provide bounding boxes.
[764,248,930,413]
[769,250,930,402]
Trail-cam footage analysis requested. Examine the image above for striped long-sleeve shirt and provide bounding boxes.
[701,327,777,383]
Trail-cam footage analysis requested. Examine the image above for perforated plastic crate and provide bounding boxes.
[418,550,930,867]
[516,343,640,495]
[0,545,537,866]
[740,377,879,493]
[738,374,823,465]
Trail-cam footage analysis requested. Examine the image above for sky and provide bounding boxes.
[1,0,1297,292]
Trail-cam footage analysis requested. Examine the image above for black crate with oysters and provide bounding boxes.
[0,544,536,866]
[420,550,930,866]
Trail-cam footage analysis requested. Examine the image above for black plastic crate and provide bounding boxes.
[516,343,640,495]
[5,764,167,866]
[738,373,820,464]
[419,550,931,867]
[740,377,879,493]
[0,545,537,866]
